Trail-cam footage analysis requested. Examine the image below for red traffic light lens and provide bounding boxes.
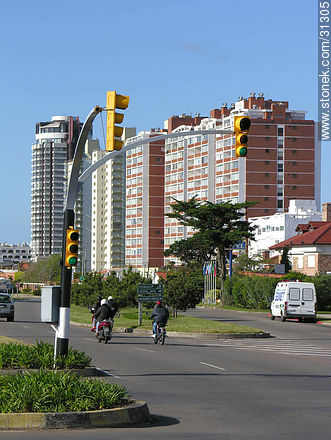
[239,118,251,131]
[69,232,79,241]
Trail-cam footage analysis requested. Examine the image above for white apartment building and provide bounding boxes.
[67,139,100,273]
[91,128,136,272]
[248,199,322,257]
[0,243,32,263]
[31,115,82,258]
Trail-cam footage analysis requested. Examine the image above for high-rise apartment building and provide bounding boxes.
[163,94,320,266]
[67,139,100,273]
[91,128,136,272]
[125,130,165,269]
[31,116,82,258]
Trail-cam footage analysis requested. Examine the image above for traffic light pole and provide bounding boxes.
[58,105,103,356]
[58,208,75,355]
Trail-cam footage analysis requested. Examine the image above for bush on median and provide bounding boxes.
[0,370,130,413]
[0,340,91,370]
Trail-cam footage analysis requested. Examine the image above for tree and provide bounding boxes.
[21,255,61,284]
[233,254,264,273]
[164,197,257,292]
[162,264,204,316]
[280,246,292,273]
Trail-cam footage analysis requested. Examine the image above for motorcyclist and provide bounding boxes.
[94,299,112,336]
[151,300,169,335]
[107,296,119,328]
[90,296,102,332]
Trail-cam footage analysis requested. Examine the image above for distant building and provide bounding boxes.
[0,243,32,263]
[248,199,322,257]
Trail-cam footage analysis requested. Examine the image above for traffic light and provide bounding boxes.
[65,228,79,268]
[233,116,251,158]
[106,91,130,151]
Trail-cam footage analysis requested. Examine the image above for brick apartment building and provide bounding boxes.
[163,93,320,266]
[122,94,320,269]
[125,130,165,269]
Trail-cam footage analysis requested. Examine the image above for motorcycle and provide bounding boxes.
[96,319,112,344]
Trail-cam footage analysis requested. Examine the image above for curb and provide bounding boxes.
[131,329,270,339]
[71,322,270,339]
[0,401,150,430]
[0,367,105,377]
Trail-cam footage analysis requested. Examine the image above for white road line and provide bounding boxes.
[22,325,30,329]
[83,337,96,342]
[95,368,121,379]
[200,362,226,371]
[134,347,155,353]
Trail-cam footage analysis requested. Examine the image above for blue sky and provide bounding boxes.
[0,0,324,243]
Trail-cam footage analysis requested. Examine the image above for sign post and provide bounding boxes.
[137,284,163,326]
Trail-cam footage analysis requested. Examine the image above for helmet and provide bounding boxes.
[156,300,162,305]
[108,296,113,301]
[101,299,107,306]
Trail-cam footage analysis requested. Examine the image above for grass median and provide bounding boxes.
[70,305,263,334]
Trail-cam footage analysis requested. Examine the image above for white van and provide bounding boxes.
[270,281,317,322]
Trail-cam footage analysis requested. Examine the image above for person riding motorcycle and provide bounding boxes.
[151,300,169,335]
[107,296,119,328]
[94,299,112,336]
[90,296,102,332]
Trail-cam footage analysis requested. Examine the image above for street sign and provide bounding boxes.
[137,284,163,303]
[138,296,162,302]
[232,241,246,250]
[137,284,163,294]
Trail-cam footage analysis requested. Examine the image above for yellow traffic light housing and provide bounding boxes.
[106,91,130,151]
[65,228,79,268]
[233,116,251,158]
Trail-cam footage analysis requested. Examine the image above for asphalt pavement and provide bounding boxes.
[1,298,331,440]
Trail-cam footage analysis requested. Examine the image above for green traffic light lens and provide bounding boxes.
[68,256,77,266]
[239,147,247,156]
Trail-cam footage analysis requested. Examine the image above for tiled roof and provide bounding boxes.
[270,222,331,249]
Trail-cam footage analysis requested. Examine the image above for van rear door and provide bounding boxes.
[300,286,315,316]
[287,287,301,316]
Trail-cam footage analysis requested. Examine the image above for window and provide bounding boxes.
[277,200,283,208]
[307,255,316,268]
[303,288,314,301]
[278,128,284,136]
[298,256,303,268]
[289,288,300,301]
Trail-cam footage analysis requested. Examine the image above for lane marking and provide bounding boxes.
[22,325,31,329]
[200,361,226,371]
[96,368,121,379]
[134,347,155,353]
[83,337,96,342]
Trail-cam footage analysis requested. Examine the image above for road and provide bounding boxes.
[0,298,331,440]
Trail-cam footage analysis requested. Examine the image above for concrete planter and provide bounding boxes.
[0,401,150,430]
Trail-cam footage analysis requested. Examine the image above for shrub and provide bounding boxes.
[0,340,91,370]
[0,370,129,413]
